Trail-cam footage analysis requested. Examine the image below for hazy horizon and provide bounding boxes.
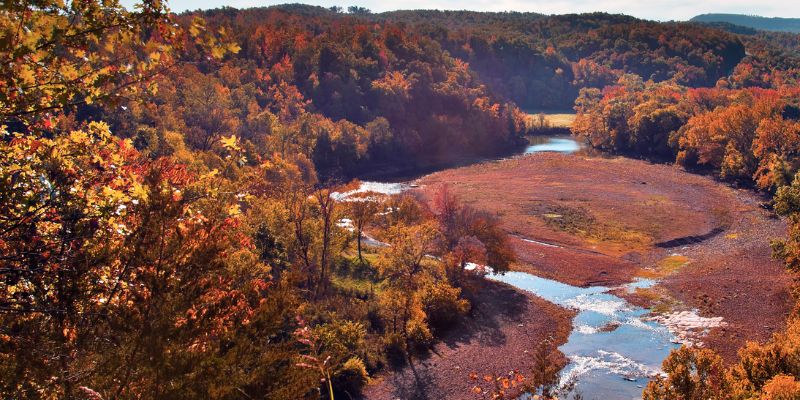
[120,0,799,21]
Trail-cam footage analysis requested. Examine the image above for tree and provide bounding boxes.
[347,6,371,15]
[432,185,515,276]
[377,222,440,295]
[526,338,563,397]
[628,102,687,158]
[772,173,800,273]
[445,236,488,282]
[0,122,147,397]
[0,124,270,398]
[0,0,237,127]
[643,346,729,400]
[644,319,800,400]
[260,154,319,293]
[753,115,800,191]
[180,70,240,150]
[573,88,612,149]
[760,375,800,399]
[346,191,381,263]
[376,222,440,349]
[433,184,463,249]
[313,187,338,298]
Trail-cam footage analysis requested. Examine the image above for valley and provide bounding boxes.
[363,136,794,398]
[6,3,800,399]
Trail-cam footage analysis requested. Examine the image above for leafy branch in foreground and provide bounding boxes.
[0,0,239,128]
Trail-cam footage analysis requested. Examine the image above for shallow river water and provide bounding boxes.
[489,272,678,399]
[525,136,582,154]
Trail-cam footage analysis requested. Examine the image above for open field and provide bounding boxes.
[524,110,577,128]
[413,152,794,362]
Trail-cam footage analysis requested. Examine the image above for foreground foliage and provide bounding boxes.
[644,320,800,399]
[0,1,513,398]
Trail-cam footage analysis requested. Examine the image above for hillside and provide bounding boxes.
[378,11,746,108]
[692,13,800,33]
[96,6,753,181]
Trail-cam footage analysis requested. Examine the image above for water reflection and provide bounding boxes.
[525,136,583,154]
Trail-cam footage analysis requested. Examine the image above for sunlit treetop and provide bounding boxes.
[0,0,238,128]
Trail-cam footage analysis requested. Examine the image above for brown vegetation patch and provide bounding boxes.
[415,152,731,280]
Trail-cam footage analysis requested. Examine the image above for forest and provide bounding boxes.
[692,14,800,33]
[3,1,800,399]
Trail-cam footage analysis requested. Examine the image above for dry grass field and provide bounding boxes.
[524,110,577,128]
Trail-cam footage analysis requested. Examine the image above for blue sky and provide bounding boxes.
[121,0,799,21]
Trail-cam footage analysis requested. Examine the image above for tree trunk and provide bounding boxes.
[357,226,363,263]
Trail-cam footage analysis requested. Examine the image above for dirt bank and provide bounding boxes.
[363,278,574,400]
[413,152,794,362]
[659,187,794,361]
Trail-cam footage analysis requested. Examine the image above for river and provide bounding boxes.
[349,136,681,399]
[524,135,582,154]
[490,272,676,399]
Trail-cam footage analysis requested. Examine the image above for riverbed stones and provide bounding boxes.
[648,310,727,347]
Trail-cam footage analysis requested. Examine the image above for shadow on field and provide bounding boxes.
[374,278,529,400]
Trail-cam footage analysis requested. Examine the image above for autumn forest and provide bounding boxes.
[3,1,800,399]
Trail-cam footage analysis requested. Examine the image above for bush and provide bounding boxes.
[333,357,370,397]
[421,282,470,334]
[761,375,800,400]
[730,318,800,394]
[644,320,800,399]
[315,320,367,362]
[406,318,434,354]
[367,303,384,333]
[382,332,407,366]
[643,346,729,400]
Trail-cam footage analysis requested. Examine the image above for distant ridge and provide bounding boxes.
[691,13,800,33]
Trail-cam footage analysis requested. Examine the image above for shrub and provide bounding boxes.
[643,346,729,400]
[315,320,367,362]
[761,375,800,400]
[407,318,434,350]
[421,282,470,334]
[730,319,800,394]
[333,357,370,397]
[382,332,407,366]
[644,320,800,399]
